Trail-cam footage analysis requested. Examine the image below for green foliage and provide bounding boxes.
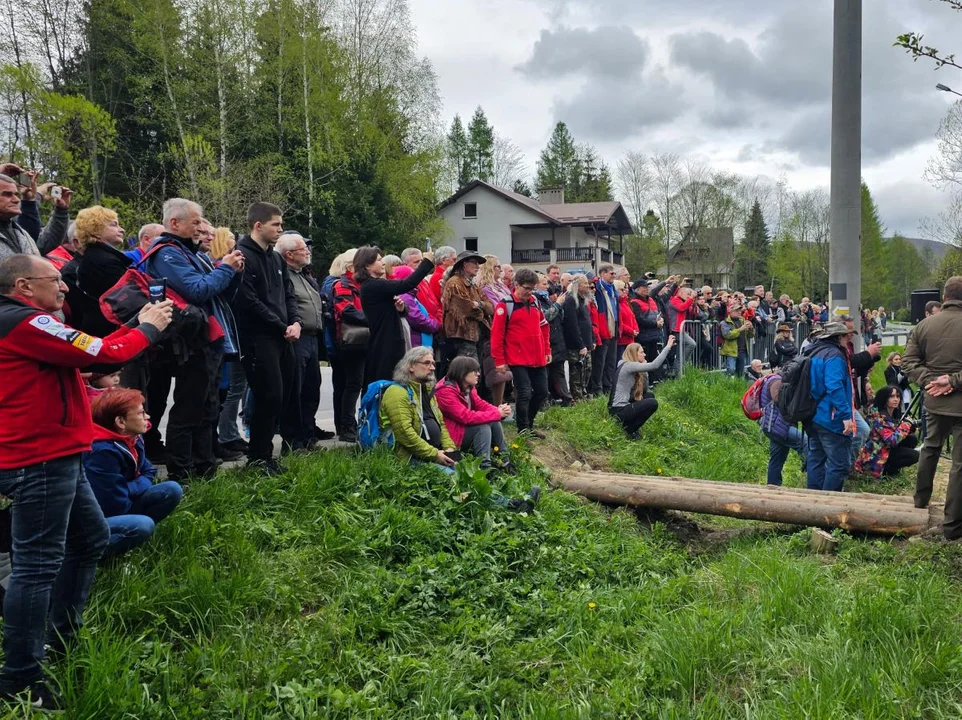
[446,114,471,189]
[466,106,494,183]
[861,182,894,309]
[28,372,962,716]
[623,210,666,276]
[535,122,612,202]
[734,199,770,289]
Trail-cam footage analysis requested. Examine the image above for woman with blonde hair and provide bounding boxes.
[209,227,236,260]
[608,337,675,439]
[64,205,131,335]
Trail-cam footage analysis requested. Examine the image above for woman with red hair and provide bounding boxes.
[83,388,183,557]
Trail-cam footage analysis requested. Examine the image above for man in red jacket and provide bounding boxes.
[669,285,697,374]
[0,254,172,710]
[491,268,551,437]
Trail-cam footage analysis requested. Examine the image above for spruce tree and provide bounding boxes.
[466,106,494,182]
[734,199,770,289]
[535,122,578,192]
[446,115,471,188]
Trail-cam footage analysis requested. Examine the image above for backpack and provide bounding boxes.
[775,344,842,424]
[741,375,769,420]
[98,242,211,345]
[357,380,413,449]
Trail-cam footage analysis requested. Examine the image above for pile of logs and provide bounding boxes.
[560,471,942,536]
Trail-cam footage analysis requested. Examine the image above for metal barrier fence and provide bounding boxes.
[677,320,812,377]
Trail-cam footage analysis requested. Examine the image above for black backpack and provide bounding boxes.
[775,343,844,424]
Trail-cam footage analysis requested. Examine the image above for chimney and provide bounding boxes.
[538,186,565,205]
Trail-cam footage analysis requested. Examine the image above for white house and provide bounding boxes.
[437,181,633,274]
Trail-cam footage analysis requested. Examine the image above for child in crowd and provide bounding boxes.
[84,369,122,400]
[84,388,183,557]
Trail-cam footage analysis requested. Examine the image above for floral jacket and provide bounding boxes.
[854,407,914,478]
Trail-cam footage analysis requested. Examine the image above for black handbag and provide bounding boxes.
[339,323,370,349]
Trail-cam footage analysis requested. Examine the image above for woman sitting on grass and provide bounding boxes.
[854,385,920,478]
[435,356,513,469]
[608,336,675,440]
[84,388,184,557]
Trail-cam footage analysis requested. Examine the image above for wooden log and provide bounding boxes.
[560,472,943,536]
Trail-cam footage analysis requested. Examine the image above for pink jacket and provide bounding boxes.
[433,378,502,448]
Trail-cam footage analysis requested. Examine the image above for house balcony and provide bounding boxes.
[511,246,624,270]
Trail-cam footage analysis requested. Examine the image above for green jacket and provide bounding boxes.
[719,317,754,357]
[380,381,455,462]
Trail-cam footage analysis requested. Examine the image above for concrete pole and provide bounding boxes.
[829,0,862,342]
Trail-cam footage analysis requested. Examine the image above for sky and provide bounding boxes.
[408,0,962,238]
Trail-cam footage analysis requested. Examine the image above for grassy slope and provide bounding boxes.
[23,363,962,719]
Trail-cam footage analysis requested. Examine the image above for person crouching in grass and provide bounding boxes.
[85,389,183,557]
[608,337,675,440]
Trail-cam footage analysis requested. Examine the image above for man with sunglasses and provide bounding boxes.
[0,254,172,711]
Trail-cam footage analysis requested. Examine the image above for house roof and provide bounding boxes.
[438,180,634,233]
[667,226,734,260]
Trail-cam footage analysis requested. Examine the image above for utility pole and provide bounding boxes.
[829,0,862,344]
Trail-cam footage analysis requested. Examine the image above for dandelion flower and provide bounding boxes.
[588,602,597,610]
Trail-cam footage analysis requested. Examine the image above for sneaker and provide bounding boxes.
[314,427,336,441]
[520,429,546,440]
[214,444,244,461]
[0,680,65,714]
[523,485,542,512]
[221,438,249,453]
[338,433,358,444]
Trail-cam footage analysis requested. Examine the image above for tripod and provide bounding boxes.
[903,388,952,458]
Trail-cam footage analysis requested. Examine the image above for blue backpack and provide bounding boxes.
[357,380,414,449]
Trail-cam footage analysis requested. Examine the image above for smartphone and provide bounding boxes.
[444,450,462,463]
[50,186,62,200]
[148,278,167,304]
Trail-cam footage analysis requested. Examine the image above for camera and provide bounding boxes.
[50,186,62,200]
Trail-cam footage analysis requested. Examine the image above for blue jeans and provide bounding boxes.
[724,352,749,377]
[104,481,183,557]
[0,455,109,691]
[850,409,870,467]
[807,425,852,491]
[764,426,808,486]
[217,361,248,444]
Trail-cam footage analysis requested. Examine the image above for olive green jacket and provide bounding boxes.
[380,381,455,462]
[901,300,962,417]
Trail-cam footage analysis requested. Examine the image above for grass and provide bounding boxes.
[13,366,962,718]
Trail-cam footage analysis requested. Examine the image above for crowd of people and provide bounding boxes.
[0,160,957,711]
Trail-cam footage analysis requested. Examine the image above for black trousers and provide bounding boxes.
[511,365,548,432]
[884,437,919,477]
[163,344,221,478]
[280,334,321,450]
[331,348,366,439]
[611,396,659,436]
[241,335,295,461]
[548,359,571,404]
[640,340,662,379]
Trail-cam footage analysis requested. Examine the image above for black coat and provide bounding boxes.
[884,364,911,394]
[359,258,434,386]
[65,241,132,337]
[234,235,300,339]
[562,295,593,352]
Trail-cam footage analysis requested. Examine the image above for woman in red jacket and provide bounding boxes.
[435,356,512,464]
[615,280,639,361]
[490,268,551,436]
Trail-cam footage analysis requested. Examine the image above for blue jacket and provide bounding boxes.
[145,233,241,355]
[83,432,156,517]
[808,340,852,434]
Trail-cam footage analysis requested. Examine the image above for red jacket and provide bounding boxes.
[669,293,695,333]
[332,272,366,343]
[45,245,76,271]
[617,297,639,346]
[589,302,602,347]
[0,294,158,470]
[427,265,447,314]
[419,278,442,324]
[490,291,551,368]
[433,378,503,448]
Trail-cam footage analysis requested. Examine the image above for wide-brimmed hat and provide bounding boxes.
[817,321,850,339]
[452,250,485,269]
[776,323,791,333]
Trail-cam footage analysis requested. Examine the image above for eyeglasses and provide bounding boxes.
[25,276,64,284]
[519,284,536,292]
[415,359,436,366]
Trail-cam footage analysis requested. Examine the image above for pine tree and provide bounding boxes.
[446,115,471,189]
[535,121,578,192]
[466,105,494,182]
[734,199,770,289]
[861,182,892,308]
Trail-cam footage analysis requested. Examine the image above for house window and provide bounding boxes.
[543,240,555,250]
[465,237,478,252]
[463,202,477,219]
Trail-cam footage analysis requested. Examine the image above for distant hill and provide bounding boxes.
[887,236,951,262]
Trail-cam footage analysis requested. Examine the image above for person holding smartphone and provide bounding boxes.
[0,165,71,263]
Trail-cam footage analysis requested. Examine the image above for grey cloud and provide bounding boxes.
[516,25,649,80]
[552,69,688,141]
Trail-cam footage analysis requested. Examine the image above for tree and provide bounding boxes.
[491,132,525,189]
[884,235,930,311]
[535,121,578,191]
[623,209,665,277]
[512,178,532,197]
[651,152,681,272]
[466,106,494,182]
[616,151,653,230]
[734,199,770,289]
[861,182,892,309]
[446,114,470,190]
